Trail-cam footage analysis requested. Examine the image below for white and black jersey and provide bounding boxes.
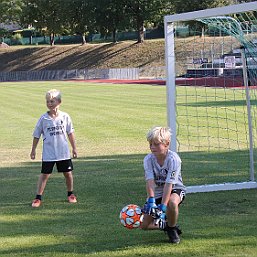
[144,150,186,198]
[33,111,74,161]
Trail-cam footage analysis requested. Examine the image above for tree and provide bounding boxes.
[21,0,64,46]
[62,0,97,45]
[125,0,171,43]
[0,0,24,24]
[172,0,237,36]
[93,0,130,43]
[172,0,236,13]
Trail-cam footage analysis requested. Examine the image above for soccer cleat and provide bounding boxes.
[164,226,180,244]
[163,224,182,234]
[32,199,41,208]
[175,224,182,235]
[68,194,77,203]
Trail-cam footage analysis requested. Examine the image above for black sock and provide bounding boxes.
[67,191,73,196]
[35,194,42,200]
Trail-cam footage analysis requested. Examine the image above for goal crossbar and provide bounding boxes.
[164,1,257,23]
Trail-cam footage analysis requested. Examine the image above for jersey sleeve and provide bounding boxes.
[165,152,182,184]
[143,154,154,181]
[65,113,74,135]
[32,116,44,139]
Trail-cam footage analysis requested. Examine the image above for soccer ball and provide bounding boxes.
[119,204,143,229]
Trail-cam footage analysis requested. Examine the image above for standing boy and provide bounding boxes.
[30,89,78,208]
[141,126,186,244]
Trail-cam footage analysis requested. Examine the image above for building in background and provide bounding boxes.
[0,22,21,32]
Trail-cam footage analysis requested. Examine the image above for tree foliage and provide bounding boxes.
[60,0,96,44]
[21,0,66,45]
[0,0,242,44]
[0,0,24,24]
[172,0,237,13]
[125,0,172,43]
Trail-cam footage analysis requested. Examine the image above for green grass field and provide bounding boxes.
[0,81,256,257]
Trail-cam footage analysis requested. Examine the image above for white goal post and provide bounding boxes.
[164,2,257,193]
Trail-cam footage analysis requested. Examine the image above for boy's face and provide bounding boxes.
[149,140,169,157]
[46,97,60,111]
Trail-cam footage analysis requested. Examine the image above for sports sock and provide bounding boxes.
[67,191,73,196]
[35,194,42,200]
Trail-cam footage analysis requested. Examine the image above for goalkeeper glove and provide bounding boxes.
[142,197,157,216]
[155,204,167,230]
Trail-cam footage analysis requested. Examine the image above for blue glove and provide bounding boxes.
[142,197,157,216]
[158,204,167,213]
[155,204,167,230]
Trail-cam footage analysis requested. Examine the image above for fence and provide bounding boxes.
[1,27,164,46]
[0,67,166,82]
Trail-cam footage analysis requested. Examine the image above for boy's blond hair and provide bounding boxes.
[147,126,171,145]
[46,89,61,102]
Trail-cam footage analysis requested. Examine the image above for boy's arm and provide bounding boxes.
[161,182,173,206]
[143,179,157,215]
[146,179,156,198]
[30,137,39,160]
[68,132,78,158]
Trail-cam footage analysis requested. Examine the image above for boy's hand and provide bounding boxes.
[30,150,36,160]
[72,149,78,158]
[155,204,167,230]
[142,197,157,215]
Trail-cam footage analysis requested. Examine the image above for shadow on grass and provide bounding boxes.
[0,42,139,73]
[0,152,256,256]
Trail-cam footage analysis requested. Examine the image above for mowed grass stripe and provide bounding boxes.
[0,81,167,156]
[0,81,257,257]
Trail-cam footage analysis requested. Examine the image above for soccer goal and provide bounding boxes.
[164,1,257,193]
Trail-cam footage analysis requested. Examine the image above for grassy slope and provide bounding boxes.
[0,39,165,72]
[0,36,242,77]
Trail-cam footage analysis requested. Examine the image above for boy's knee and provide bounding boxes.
[41,173,51,179]
[140,216,153,230]
[168,200,179,210]
[63,171,73,178]
[140,223,149,230]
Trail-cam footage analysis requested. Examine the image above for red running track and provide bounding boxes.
[73,77,256,88]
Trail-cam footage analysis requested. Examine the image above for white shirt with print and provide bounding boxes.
[144,149,185,198]
[33,111,74,161]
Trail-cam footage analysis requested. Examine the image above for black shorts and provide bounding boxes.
[156,189,186,205]
[41,159,73,174]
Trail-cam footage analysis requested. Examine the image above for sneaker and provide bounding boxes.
[68,194,77,203]
[165,226,180,244]
[32,199,41,208]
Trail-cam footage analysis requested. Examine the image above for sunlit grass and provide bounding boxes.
[0,81,256,256]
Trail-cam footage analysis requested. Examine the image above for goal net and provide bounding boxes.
[164,2,257,193]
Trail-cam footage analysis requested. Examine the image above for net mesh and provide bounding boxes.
[197,12,257,86]
[170,7,257,187]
